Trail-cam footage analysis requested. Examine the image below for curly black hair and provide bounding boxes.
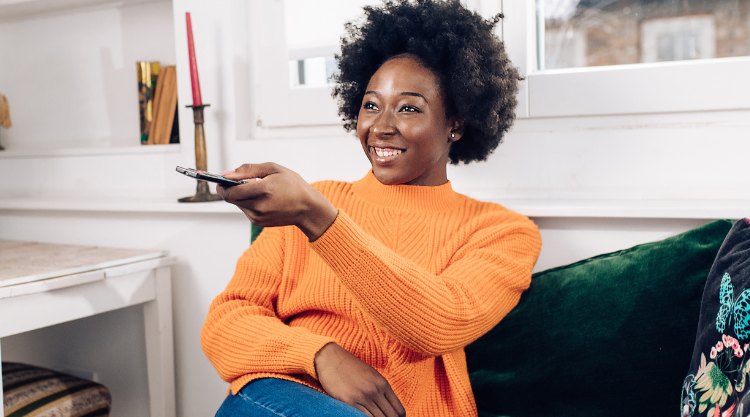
[332,0,520,165]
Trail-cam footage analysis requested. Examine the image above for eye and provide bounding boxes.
[399,104,421,113]
[363,101,379,111]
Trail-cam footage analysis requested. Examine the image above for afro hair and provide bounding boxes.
[332,0,520,164]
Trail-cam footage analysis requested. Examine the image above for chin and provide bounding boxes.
[372,169,407,185]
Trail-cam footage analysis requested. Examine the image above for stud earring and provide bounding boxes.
[450,133,456,139]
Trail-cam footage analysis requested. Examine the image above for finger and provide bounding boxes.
[371,393,401,417]
[354,405,374,417]
[369,403,388,417]
[238,206,260,221]
[383,389,406,417]
[223,162,279,180]
[354,399,387,417]
[221,180,268,202]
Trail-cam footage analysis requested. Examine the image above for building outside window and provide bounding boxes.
[540,0,750,70]
[641,15,715,62]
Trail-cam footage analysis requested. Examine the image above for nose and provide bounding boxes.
[370,111,396,138]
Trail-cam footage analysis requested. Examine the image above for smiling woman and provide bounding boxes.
[356,55,461,186]
[333,0,520,165]
[200,2,541,417]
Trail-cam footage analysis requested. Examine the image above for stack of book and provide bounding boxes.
[137,62,179,145]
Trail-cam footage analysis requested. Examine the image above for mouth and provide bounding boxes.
[369,146,405,163]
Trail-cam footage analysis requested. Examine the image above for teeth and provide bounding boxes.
[373,147,403,158]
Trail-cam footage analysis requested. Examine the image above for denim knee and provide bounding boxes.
[215,378,367,417]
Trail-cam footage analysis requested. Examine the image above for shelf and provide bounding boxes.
[0,0,167,22]
[0,144,180,159]
[0,0,177,150]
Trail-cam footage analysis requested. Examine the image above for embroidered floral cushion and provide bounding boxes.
[466,219,734,417]
[682,218,750,417]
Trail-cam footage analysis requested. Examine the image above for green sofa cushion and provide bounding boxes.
[466,219,734,417]
[251,223,263,243]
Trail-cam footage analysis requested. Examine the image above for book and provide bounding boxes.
[137,61,160,144]
[0,93,10,151]
[0,93,11,128]
[147,65,166,144]
[147,65,179,145]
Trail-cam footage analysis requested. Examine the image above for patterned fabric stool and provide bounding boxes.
[2,362,111,417]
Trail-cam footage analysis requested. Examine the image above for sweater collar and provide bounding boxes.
[350,171,463,212]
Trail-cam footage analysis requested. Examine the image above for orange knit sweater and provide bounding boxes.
[201,171,541,416]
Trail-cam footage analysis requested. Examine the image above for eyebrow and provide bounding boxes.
[364,90,429,103]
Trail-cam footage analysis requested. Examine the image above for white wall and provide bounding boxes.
[0,1,175,149]
[0,1,748,417]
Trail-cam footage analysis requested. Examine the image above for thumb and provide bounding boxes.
[223,162,280,180]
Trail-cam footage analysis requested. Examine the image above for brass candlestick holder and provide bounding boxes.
[179,104,222,202]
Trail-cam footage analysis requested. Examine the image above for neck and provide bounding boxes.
[351,171,463,212]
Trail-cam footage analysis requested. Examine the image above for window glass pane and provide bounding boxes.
[284,0,378,87]
[539,0,750,70]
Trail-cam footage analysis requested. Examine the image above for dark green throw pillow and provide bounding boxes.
[466,219,734,417]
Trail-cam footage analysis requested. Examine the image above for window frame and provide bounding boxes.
[249,1,351,129]
[249,0,505,130]
[250,0,750,129]
[504,0,750,119]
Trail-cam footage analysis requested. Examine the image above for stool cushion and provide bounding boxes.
[2,362,111,417]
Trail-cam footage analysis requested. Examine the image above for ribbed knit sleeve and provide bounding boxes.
[310,210,541,356]
[200,225,335,384]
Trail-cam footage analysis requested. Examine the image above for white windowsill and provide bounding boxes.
[0,195,746,219]
[493,197,748,220]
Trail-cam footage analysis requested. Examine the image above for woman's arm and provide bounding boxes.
[200,226,335,382]
[218,162,541,357]
[218,163,338,241]
[201,216,406,416]
[310,211,541,357]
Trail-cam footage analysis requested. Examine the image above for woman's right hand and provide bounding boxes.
[315,343,406,417]
[218,163,338,241]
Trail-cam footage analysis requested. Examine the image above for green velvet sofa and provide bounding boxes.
[465,219,734,417]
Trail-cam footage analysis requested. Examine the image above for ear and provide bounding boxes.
[448,117,465,143]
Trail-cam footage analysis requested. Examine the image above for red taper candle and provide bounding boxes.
[185,12,202,106]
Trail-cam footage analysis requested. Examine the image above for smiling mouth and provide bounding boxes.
[369,146,404,158]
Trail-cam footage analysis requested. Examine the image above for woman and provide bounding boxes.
[201,1,541,416]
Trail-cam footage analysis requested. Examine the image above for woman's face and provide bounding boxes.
[356,55,461,186]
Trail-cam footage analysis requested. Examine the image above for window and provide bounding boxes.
[285,0,378,88]
[288,56,338,88]
[543,28,587,70]
[641,15,716,63]
[539,0,749,69]
[250,0,502,130]
[249,0,750,127]
[523,0,750,117]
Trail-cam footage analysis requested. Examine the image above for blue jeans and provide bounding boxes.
[215,378,367,417]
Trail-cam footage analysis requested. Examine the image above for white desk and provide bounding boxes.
[0,240,176,417]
